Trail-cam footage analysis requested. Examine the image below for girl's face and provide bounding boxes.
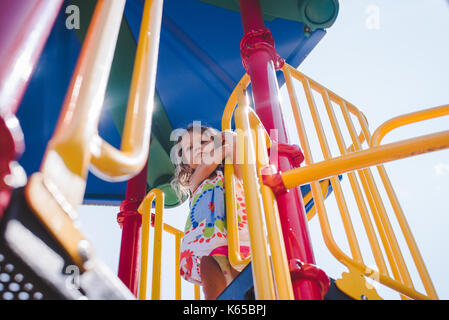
[179,129,216,169]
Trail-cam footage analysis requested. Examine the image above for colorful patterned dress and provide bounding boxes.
[179,168,250,285]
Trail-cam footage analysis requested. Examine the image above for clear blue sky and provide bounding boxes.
[77,0,449,300]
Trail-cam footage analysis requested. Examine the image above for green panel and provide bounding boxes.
[198,0,339,30]
[146,138,178,206]
[150,91,176,154]
[298,0,339,32]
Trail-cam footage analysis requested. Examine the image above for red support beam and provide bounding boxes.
[117,161,148,296]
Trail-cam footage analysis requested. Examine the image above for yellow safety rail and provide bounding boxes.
[25,0,163,269]
[222,85,294,299]
[220,62,446,300]
[90,0,163,180]
[371,104,449,147]
[138,188,201,300]
[277,63,446,300]
[222,75,252,270]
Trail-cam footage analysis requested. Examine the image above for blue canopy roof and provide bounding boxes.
[16,0,331,206]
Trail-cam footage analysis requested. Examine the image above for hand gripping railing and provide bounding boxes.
[24,0,163,268]
[270,63,446,300]
[222,79,294,299]
[138,188,201,300]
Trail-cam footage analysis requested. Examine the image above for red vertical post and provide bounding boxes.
[117,161,148,296]
[238,0,325,300]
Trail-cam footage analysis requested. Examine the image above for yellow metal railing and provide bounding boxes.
[135,65,446,300]
[221,62,446,300]
[277,63,447,300]
[138,188,201,300]
[25,0,163,269]
[222,83,294,300]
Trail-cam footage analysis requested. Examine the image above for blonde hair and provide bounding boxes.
[170,123,220,200]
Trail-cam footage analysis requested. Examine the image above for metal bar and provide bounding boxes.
[116,0,163,298]
[222,80,290,297]
[357,166,403,286]
[281,130,449,189]
[377,164,438,299]
[223,86,253,269]
[151,191,164,300]
[300,75,363,264]
[320,88,389,275]
[339,100,414,298]
[271,64,440,299]
[221,74,251,131]
[40,0,126,208]
[118,162,148,296]
[137,187,152,299]
[335,106,403,285]
[254,123,294,300]
[235,94,276,300]
[163,223,182,236]
[194,284,201,300]
[238,0,323,300]
[175,232,182,300]
[358,114,439,299]
[137,188,164,300]
[371,104,449,147]
[26,0,125,270]
[90,0,164,180]
[279,128,430,299]
[224,156,251,269]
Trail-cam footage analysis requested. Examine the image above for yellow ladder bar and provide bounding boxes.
[90,0,164,179]
[234,94,276,300]
[138,189,201,300]
[222,83,294,299]
[138,188,165,300]
[278,63,444,299]
[222,73,252,270]
[25,0,162,269]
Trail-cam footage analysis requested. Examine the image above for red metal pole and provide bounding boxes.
[238,0,325,300]
[117,160,148,296]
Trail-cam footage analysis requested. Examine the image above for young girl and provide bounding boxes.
[171,123,250,300]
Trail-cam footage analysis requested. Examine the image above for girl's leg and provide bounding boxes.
[229,264,240,280]
[200,256,227,300]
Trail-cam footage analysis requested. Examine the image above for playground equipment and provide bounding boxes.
[1,0,448,300]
